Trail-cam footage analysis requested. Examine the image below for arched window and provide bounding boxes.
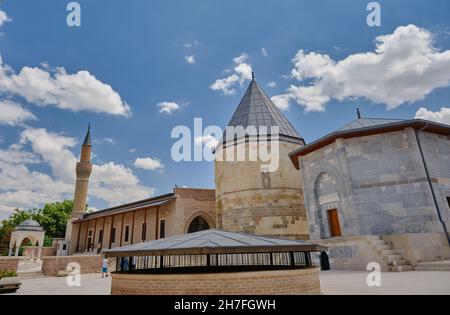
[187,216,210,233]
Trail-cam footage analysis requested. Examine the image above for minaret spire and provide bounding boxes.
[65,124,94,254]
[357,108,362,119]
[251,71,255,80]
[83,123,91,146]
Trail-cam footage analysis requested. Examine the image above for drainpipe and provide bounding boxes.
[413,123,450,246]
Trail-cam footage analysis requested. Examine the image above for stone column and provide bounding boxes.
[8,247,13,256]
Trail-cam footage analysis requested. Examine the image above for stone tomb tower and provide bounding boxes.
[215,75,309,239]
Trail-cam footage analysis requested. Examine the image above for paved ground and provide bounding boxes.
[5,270,450,295]
[8,273,111,295]
[320,270,450,295]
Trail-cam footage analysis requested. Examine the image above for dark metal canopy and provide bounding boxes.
[103,229,326,258]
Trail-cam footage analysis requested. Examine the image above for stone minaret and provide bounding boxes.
[64,125,92,255]
[71,124,92,218]
[215,75,309,240]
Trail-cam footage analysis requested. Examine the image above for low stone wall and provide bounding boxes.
[383,233,450,265]
[41,255,103,276]
[0,257,24,273]
[111,268,321,295]
[22,246,56,258]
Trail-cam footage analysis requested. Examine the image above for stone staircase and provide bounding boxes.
[415,260,450,271]
[367,236,413,272]
[17,258,45,279]
[17,271,45,279]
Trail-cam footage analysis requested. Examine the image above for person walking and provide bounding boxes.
[102,256,109,278]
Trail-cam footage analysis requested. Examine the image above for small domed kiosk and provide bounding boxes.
[104,229,325,295]
[8,220,45,258]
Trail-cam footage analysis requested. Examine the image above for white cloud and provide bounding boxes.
[0,127,154,219]
[274,25,450,112]
[0,100,36,126]
[185,55,196,65]
[0,56,131,116]
[261,48,268,57]
[94,137,116,145]
[0,10,11,27]
[157,101,181,114]
[266,81,276,88]
[134,157,164,171]
[210,53,252,95]
[271,94,291,111]
[195,135,219,150]
[415,107,450,125]
[183,40,199,48]
[129,148,136,153]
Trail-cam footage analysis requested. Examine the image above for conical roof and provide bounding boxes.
[223,79,301,141]
[83,124,91,146]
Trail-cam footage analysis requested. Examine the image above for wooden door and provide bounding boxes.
[327,209,342,237]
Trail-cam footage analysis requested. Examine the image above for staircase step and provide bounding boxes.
[390,265,413,272]
[376,245,391,251]
[17,271,45,279]
[370,240,386,246]
[367,236,381,241]
[385,254,403,261]
[415,266,450,271]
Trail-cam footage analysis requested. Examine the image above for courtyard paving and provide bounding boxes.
[5,270,450,295]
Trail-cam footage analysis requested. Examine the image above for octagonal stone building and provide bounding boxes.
[289,116,450,270]
[215,75,309,239]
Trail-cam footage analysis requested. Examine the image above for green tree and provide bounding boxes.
[34,200,73,238]
[0,201,73,255]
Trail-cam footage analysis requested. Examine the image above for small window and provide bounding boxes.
[141,222,147,241]
[98,229,103,243]
[124,225,130,242]
[111,227,116,243]
[159,219,166,239]
[88,229,93,236]
[62,244,67,250]
[447,197,450,209]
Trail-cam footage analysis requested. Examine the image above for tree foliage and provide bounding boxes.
[0,201,73,255]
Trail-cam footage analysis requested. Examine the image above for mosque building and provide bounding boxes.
[62,75,450,271]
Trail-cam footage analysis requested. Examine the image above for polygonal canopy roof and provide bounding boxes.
[103,229,325,257]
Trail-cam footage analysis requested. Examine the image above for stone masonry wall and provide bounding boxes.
[0,257,24,273]
[41,255,105,276]
[216,141,308,239]
[111,268,320,295]
[300,128,445,240]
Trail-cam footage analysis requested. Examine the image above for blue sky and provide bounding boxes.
[0,0,450,218]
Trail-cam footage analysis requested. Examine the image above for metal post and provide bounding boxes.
[305,252,312,267]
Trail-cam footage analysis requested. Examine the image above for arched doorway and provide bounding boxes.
[314,172,342,238]
[187,216,210,233]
